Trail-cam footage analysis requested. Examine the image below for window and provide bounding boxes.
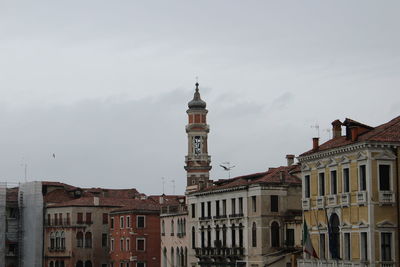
[201,202,205,218]
[319,234,326,260]
[343,233,351,260]
[77,212,83,224]
[161,220,165,235]
[271,195,278,212]
[252,223,257,247]
[120,238,124,251]
[286,229,294,247]
[215,225,220,243]
[231,198,236,215]
[231,224,236,247]
[85,232,92,248]
[66,213,70,225]
[360,232,368,260]
[191,203,195,218]
[54,213,58,225]
[319,173,325,196]
[239,224,243,247]
[60,232,65,249]
[50,232,55,249]
[271,222,280,247]
[207,226,211,247]
[359,165,367,191]
[59,213,63,225]
[252,196,256,212]
[55,232,60,249]
[381,232,392,261]
[102,233,107,247]
[330,170,337,194]
[111,238,114,251]
[222,225,227,247]
[47,214,51,225]
[76,232,83,248]
[120,216,124,229]
[216,200,220,216]
[238,197,243,214]
[171,220,174,235]
[127,216,131,228]
[201,226,205,248]
[137,238,145,251]
[103,213,108,224]
[126,239,130,251]
[304,175,310,198]
[222,200,226,216]
[343,168,350,193]
[207,201,211,218]
[191,227,196,249]
[110,217,114,229]
[379,164,391,191]
[137,262,145,267]
[86,213,92,224]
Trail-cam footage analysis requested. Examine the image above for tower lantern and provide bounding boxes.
[185,82,212,189]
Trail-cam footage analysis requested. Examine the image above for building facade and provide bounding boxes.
[187,161,303,267]
[109,199,161,267]
[298,117,400,267]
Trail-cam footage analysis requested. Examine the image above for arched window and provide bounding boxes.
[76,261,83,267]
[50,232,55,250]
[84,260,92,267]
[176,247,180,267]
[163,247,167,267]
[201,226,205,248]
[191,227,196,249]
[61,231,65,249]
[55,232,60,249]
[171,247,175,267]
[252,222,257,247]
[222,225,227,247]
[239,223,243,247]
[231,224,236,247]
[215,225,220,246]
[329,213,340,259]
[207,225,211,247]
[184,247,188,267]
[49,261,54,267]
[271,221,280,248]
[161,220,165,235]
[76,232,83,248]
[171,220,175,235]
[55,261,59,267]
[85,232,92,248]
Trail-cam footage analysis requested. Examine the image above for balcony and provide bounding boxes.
[195,247,244,258]
[213,215,227,220]
[316,196,325,209]
[356,191,367,205]
[379,191,395,205]
[298,259,372,266]
[340,193,350,207]
[327,195,337,206]
[199,216,212,221]
[302,199,310,210]
[48,247,66,252]
[45,218,92,227]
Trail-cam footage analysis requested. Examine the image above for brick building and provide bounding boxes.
[109,199,161,267]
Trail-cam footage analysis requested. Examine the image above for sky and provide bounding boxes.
[0,1,399,195]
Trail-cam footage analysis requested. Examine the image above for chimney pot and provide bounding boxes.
[286,154,295,166]
[312,137,319,150]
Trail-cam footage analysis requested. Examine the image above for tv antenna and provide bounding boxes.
[310,123,320,137]
[220,162,236,179]
[171,179,175,195]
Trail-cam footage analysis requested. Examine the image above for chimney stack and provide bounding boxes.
[351,127,359,141]
[286,154,295,166]
[312,137,319,150]
[331,120,342,139]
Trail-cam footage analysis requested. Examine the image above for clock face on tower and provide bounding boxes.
[193,136,201,155]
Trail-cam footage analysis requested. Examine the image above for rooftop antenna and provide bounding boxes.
[311,123,320,137]
[220,162,236,179]
[171,179,175,195]
[21,158,27,182]
[162,177,165,194]
[324,128,331,139]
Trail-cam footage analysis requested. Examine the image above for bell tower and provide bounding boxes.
[185,82,212,189]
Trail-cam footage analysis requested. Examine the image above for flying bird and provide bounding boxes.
[52,153,56,159]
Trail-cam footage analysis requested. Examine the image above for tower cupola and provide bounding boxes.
[188,82,207,109]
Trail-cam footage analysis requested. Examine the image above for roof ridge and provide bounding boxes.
[361,115,400,141]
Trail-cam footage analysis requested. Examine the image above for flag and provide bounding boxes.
[303,221,318,258]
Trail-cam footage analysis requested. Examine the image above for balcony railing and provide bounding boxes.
[298,259,372,267]
[379,191,395,204]
[302,199,310,210]
[229,213,244,218]
[48,247,66,252]
[356,191,367,205]
[199,216,212,221]
[195,247,244,257]
[45,218,92,227]
[340,193,350,206]
[213,215,227,220]
[316,196,325,209]
[327,195,337,206]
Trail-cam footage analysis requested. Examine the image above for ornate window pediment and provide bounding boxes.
[339,156,351,164]
[373,150,396,161]
[301,163,311,171]
[316,161,325,169]
[357,152,368,161]
[357,221,369,228]
[341,221,352,229]
[317,222,327,230]
[327,158,338,167]
[376,220,396,228]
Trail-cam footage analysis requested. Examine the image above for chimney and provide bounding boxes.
[279,170,285,182]
[93,196,99,206]
[351,127,359,141]
[286,154,295,166]
[331,120,342,139]
[312,137,319,150]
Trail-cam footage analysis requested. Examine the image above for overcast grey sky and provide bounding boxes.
[1,1,399,195]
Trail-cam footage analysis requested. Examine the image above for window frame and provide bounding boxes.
[136,238,146,252]
[330,169,337,195]
[304,174,311,198]
[120,216,124,229]
[318,172,325,196]
[380,232,393,262]
[358,163,367,191]
[342,166,350,193]
[137,215,145,229]
[378,161,393,191]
